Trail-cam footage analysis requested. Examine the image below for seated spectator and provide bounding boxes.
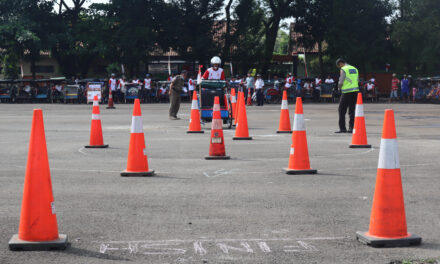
[325,76,334,84]
[365,81,375,95]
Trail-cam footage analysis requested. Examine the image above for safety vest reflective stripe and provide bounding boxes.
[191,100,198,110]
[293,114,305,131]
[343,87,359,93]
[281,100,288,110]
[92,114,100,120]
[355,104,364,117]
[378,138,400,169]
[131,116,143,133]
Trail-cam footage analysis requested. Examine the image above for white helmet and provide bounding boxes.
[210,56,221,65]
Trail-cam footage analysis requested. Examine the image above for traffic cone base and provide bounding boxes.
[205,155,230,160]
[85,144,108,148]
[232,136,252,140]
[187,131,204,134]
[284,168,317,175]
[9,234,68,251]
[120,170,155,177]
[356,231,421,248]
[106,106,115,109]
[349,144,371,148]
[277,131,292,134]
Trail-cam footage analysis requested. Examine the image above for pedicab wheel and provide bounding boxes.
[228,98,233,129]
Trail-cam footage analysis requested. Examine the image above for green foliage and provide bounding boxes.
[1,52,19,79]
[326,0,393,75]
[274,30,289,55]
[392,0,440,73]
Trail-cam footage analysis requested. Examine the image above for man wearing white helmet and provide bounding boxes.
[202,56,225,80]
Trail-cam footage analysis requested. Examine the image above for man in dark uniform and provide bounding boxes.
[169,70,187,120]
[335,58,359,133]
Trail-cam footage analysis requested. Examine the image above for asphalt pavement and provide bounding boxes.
[0,101,439,264]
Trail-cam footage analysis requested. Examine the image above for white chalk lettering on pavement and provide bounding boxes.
[95,237,343,256]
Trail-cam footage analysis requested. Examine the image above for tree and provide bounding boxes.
[0,0,56,78]
[294,0,332,76]
[222,0,265,74]
[392,0,440,73]
[326,0,392,76]
[168,0,223,67]
[274,29,289,55]
[260,0,297,74]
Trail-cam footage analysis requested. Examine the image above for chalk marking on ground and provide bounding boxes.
[193,241,207,255]
[203,168,239,178]
[93,236,347,244]
[78,147,88,155]
[257,242,271,253]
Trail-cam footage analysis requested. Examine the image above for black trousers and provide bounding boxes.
[338,92,357,131]
[256,89,264,106]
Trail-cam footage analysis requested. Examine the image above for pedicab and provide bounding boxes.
[50,77,67,103]
[320,83,335,102]
[199,80,233,129]
[264,80,281,104]
[0,80,16,103]
[13,79,37,103]
[156,81,170,103]
[63,84,81,103]
[34,79,51,102]
[124,83,141,104]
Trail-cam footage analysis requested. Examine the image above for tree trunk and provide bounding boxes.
[318,41,324,77]
[262,15,281,75]
[222,0,234,67]
[31,57,36,79]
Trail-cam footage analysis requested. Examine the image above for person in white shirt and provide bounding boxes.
[188,75,195,98]
[365,80,375,96]
[143,73,152,102]
[255,74,265,106]
[284,73,293,90]
[325,76,335,84]
[117,76,126,102]
[315,77,322,91]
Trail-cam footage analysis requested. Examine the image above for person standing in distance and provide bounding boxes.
[335,58,359,133]
[169,70,187,120]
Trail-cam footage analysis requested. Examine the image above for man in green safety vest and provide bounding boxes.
[335,58,359,133]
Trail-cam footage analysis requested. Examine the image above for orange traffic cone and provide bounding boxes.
[121,99,155,176]
[187,91,204,133]
[85,95,108,148]
[234,91,242,126]
[230,88,237,121]
[350,93,371,148]
[233,92,252,140]
[277,90,292,133]
[9,109,67,251]
[107,89,115,109]
[205,96,230,160]
[246,87,252,106]
[284,97,317,174]
[356,109,421,247]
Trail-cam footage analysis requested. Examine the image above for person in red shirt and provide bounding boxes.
[389,73,399,103]
[202,56,225,80]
